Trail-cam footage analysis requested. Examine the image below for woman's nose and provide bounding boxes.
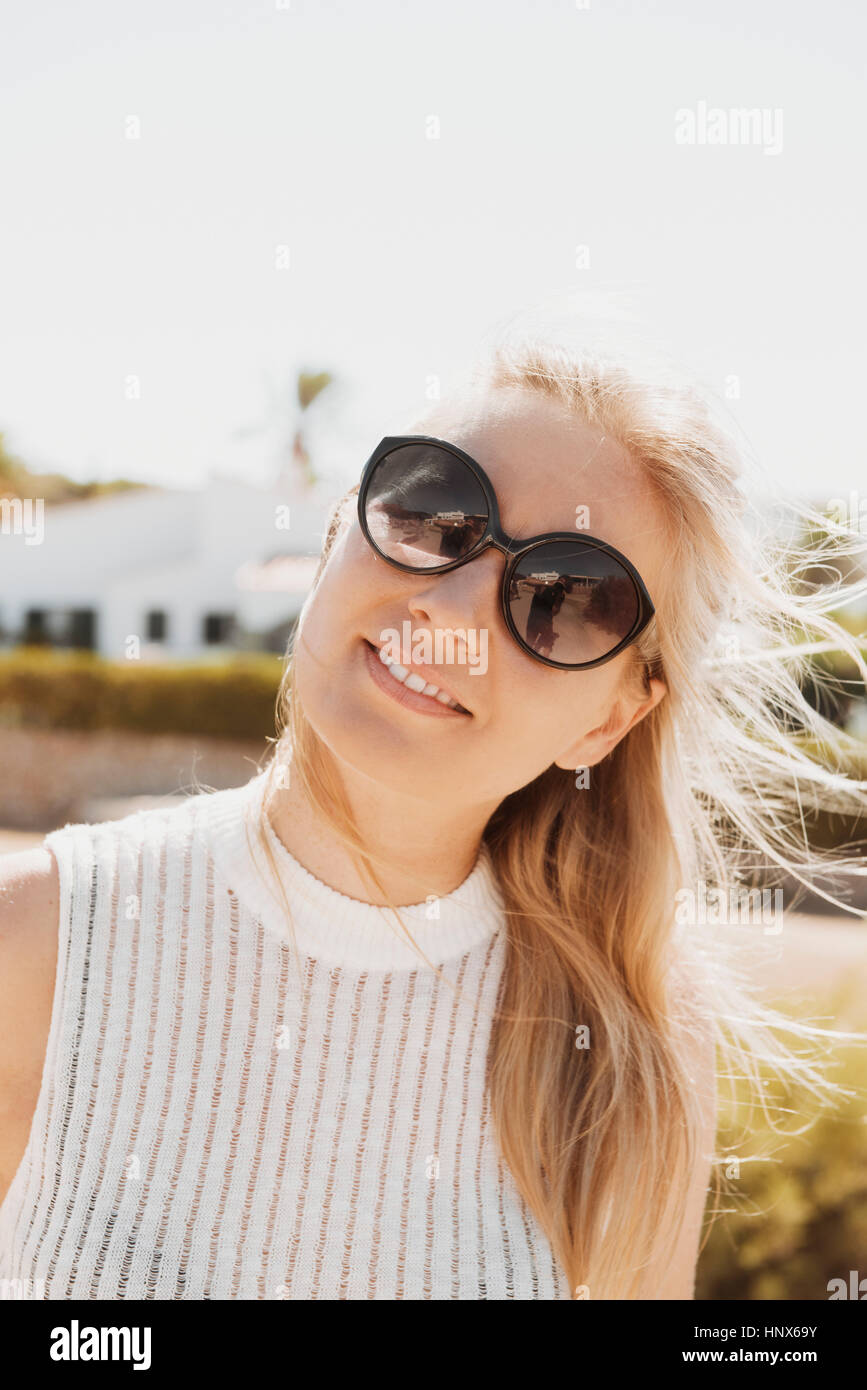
[405,546,504,630]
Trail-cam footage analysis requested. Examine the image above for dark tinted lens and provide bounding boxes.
[363,444,488,569]
[508,541,640,665]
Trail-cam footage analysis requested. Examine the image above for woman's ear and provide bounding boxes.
[553,677,667,770]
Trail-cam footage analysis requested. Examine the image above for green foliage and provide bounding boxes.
[789,733,867,854]
[0,647,282,740]
[0,430,144,504]
[696,1007,867,1300]
[296,370,332,412]
[0,431,28,497]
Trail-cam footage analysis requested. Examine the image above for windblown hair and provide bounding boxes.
[250,308,867,1298]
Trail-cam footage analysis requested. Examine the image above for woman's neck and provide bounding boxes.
[264,755,498,908]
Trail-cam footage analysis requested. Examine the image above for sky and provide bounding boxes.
[1,0,865,504]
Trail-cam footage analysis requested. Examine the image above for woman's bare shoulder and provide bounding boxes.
[0,847,60,1064]
[0,846,59,954]
[0,848,60,1202]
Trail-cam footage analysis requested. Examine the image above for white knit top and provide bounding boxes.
[0,772,572,1300]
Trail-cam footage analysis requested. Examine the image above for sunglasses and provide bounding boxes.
[357,435,655,671]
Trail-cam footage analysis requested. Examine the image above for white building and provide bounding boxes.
[0,466,335,659]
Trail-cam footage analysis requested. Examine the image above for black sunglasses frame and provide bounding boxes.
[357,434,656,671]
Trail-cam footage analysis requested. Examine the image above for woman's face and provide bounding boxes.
[294,384,669,810]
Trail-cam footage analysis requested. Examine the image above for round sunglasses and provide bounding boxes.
[357,435,655,671]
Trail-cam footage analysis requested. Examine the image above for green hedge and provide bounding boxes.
[697,997,867,1300]
[0,647,282,740]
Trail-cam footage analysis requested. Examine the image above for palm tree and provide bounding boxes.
[290,371,333,488]
[232,368,333,491]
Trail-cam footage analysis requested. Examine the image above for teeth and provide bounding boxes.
[379,652,410,681]
[375,643,464,710]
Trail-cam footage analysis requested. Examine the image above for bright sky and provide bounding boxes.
[1,0,864,504]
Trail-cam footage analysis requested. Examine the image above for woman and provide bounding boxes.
[1,311,865,1300]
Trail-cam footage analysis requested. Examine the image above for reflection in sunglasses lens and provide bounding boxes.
[509,543,639,664]
[365,445,488,568]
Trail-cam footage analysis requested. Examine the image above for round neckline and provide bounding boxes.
[196,771,504,971]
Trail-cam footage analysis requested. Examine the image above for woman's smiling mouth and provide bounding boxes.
[362,638,472,718]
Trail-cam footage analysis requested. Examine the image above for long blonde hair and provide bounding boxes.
[251,311,867,1298]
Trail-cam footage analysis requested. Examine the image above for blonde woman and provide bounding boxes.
[1,312,865,1300]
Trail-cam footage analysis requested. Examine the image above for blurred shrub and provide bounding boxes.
[800,639,867,729]
[0,430,144,504]
[722,723,867,864]
[792,733,867,855]
[696,1013,867,1300]
[0,647,282,740]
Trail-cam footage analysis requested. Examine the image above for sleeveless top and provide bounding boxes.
[0,772,573,1300]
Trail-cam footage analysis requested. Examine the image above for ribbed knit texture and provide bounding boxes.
[0,772,572,1300]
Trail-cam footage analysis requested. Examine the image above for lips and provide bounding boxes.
[363,639,472,717]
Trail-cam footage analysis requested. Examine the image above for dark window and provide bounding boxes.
[203,613,235,645]
[22,608,96,649]
[68,609,97,650]
[146,610,168,642]
[23,609,48,644]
